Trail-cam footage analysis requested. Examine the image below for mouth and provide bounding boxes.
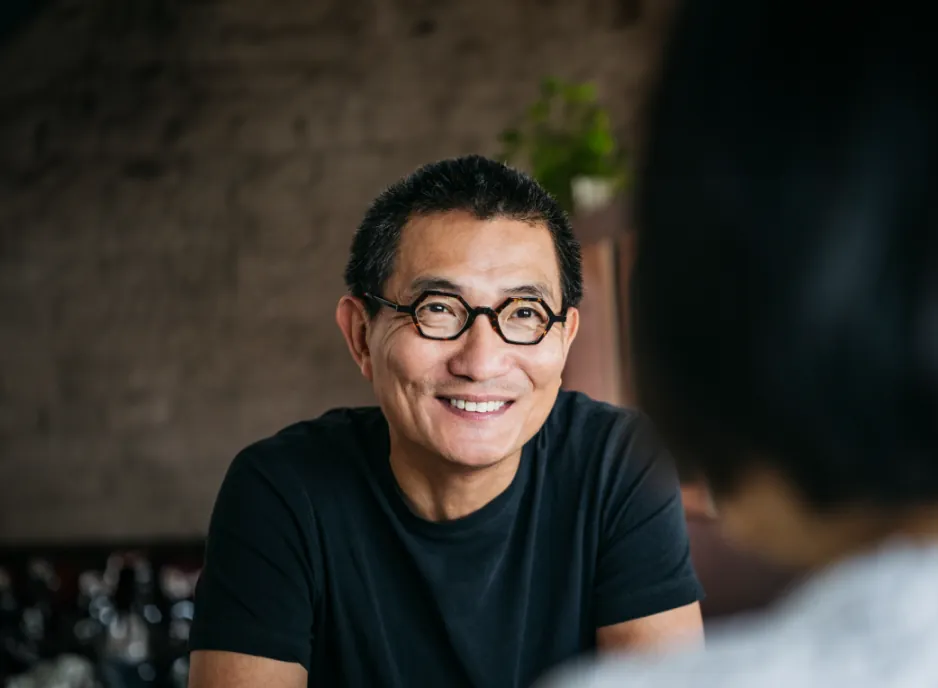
[437,397,514,418]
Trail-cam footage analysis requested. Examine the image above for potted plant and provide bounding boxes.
[497,77,630,214]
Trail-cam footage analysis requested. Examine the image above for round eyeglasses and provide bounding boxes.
[365,290,567,345]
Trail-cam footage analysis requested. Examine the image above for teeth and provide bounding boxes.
[448,399,507,413]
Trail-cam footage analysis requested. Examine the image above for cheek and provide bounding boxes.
[717,492,804,562]
[376,334,445,388]
[715,502,756,546]
[517,338,568,387]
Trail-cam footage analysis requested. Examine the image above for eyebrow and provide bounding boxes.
[408,276,462,295]
[407,276,557,304]
[503,283,555,302]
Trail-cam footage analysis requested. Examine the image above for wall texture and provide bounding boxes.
[0,0,673,541]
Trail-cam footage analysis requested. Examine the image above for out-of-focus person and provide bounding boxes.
[542,0,938,685]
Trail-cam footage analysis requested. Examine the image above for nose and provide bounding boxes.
[447,313,513,382]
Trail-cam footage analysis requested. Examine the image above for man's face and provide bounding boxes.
[363,211,578,469]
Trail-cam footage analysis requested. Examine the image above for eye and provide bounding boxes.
[420,301,457,317]
[416,299,463,321]
[507,304,548,322]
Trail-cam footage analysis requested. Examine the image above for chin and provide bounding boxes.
[437,441,518,470]
[419,403,523,467]
[446,454,509,470]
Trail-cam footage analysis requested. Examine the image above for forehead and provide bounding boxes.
[391,211,561,299]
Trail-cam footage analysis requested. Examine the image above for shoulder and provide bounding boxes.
[541,390,658,473]
[547,389,640,431]
[225,406,384,497]
[547,547,938,687]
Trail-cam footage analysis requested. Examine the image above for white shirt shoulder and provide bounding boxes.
[541,540,938,688]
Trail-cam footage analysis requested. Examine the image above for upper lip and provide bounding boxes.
[438,394,515,403]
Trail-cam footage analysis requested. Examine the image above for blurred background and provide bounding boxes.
[0,1,796,685]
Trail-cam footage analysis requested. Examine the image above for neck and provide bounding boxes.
[860,505,938,552]
[804,504,938,571]
[718,470,938,570]
[387,438,522,522]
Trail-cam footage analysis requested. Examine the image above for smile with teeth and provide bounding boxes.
[447,399,508,413]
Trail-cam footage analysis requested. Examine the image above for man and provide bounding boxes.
[542,1,938,687]
[187,155,703,688]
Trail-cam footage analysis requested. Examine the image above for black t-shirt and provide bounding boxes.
[189,391,703,687]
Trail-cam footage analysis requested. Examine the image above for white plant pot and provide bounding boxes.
[571,175,617,213]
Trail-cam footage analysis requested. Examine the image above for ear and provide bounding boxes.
[560,307,580,355]
[335,295,374,381]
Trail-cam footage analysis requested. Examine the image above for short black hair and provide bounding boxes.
[632,2,937,509]
[344,155,582,315]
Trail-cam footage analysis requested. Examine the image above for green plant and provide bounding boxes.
[498,77,629,213]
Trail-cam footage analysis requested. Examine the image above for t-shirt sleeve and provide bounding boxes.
[593,413,704,628]
[189,447,316,669]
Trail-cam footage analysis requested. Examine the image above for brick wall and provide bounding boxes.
[0,0,674,541]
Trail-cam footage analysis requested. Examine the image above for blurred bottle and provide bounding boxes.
[0,560,61,684]
[158,566,197,688]
[98,555,158,688]
[65,568,109,670]
[24,560,60,659]
[1,565,31,680]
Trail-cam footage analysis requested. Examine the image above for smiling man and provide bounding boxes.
[187,155,703,688]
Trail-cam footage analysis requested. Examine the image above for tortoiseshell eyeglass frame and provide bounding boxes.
[365,290,567,346]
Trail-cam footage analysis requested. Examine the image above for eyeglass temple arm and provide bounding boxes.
[365,293,414,314]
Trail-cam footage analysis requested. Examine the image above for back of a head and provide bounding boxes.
[633,1,937,508]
